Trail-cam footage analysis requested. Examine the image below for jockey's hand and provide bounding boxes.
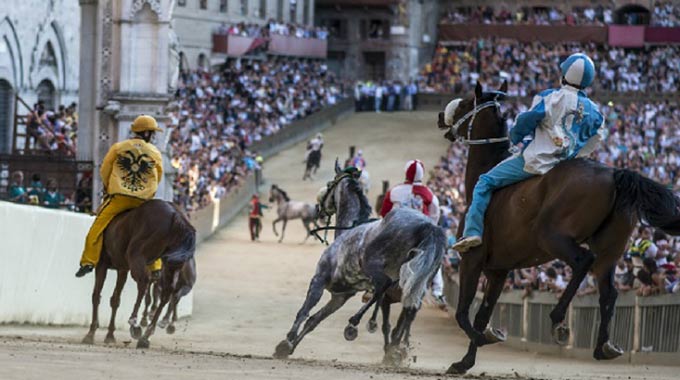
[509,142,524,155]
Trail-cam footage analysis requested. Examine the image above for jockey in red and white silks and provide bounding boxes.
[380,159,440,224]
[380,160,445,302]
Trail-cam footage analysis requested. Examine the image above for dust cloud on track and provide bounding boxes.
[0,112,676,380]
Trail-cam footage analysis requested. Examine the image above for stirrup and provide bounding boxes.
[452,236,482,253]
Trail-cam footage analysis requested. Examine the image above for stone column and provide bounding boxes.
[80,0,177,206]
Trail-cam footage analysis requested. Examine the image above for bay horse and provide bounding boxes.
[269,184,319,243]
[438,81,680,374]
[274,161,447,365]
[81,199,196,349]
[303,149,322,180]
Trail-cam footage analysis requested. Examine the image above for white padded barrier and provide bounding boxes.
[0,201,192,327]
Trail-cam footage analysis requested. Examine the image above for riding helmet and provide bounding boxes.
[131,114,163,133]
[559,53,595,88]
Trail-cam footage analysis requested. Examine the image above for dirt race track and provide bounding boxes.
[0,112,677,380]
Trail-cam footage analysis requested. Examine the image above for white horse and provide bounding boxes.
[269,184,320,243]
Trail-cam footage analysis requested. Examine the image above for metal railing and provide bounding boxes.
[444,277,680,361]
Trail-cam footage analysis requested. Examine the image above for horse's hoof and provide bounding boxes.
[158,319,168,329]
[595,341,623,360]
[483,326,506,344]
[367,319,378,334]
[382,345,407,367]
[130,326,142,340]
[136,338,150,349]
[274,340,293,359]
[81,335,94,345]
[552,323,570,346]
[104,334,116,344]
[140,318,148,327]
[446,361,469,375]
[166,324,176,335]
[344,324,358,341]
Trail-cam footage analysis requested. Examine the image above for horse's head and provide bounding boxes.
[269,184,289,203]
[316,159,370,232]
[269,184,277,203]
[438,81,508,143]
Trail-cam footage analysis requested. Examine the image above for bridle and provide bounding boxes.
[311,168,377,245]
[445,91,509,146]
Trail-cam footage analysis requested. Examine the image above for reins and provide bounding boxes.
[310,217,380,245]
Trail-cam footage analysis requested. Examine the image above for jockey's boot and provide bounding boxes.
[452,236,482,253]
[75,264,94,277]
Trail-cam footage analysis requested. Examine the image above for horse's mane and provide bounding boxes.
[347,177,372,222]
[275,185,291,201]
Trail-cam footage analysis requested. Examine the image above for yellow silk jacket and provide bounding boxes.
[100,139,163,200]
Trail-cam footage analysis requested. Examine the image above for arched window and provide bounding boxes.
[614,4,651,25]
[0,79,13,154]
[36,79,56,110]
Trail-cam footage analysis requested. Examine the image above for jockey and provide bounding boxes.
[380,159,440,223]
[75,115,164,277]
[304,132,324,162]
[350,150,366,170]
[380,160,445,304]
[453,53,607,253]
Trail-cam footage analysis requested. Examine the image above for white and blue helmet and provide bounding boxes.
[560,53,595,88]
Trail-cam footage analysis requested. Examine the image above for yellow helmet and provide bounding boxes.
[131,115,162,133]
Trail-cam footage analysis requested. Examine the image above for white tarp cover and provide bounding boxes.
[0,201,192,326]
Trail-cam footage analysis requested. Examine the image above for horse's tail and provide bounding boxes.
[399,225,447,309]
[613,169,680,235]
[164,205,197,265]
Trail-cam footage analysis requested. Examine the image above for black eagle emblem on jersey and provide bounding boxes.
[117,150,154,192]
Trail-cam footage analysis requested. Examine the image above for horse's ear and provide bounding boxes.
[335,158,342,175]
[499,80,508,93]
[475,81,483,99]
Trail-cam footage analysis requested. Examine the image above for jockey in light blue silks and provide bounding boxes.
[452,53,608,253]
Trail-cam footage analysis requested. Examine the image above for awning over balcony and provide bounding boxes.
[212,34,327,58]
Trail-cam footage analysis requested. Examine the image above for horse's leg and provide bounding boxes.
[278,219,288,243]
[272,217,281,237]
[141,283,151,327]
[128,269,149,340]
[592,266,623,360]
[538,233,595,345]
[158,294,175,330]
[301,219,312,244]
[380,300,391,350]
[289,293,352,350]
[384,306,418,366]
[366,299,381,334]
[344,274,392,341]
[448,269,507,374]
[104,270,128,344]
[274,271,329,358]
[167,294,180,335]
[138,270,176,349]
[454,253,486,345]
[82,263,107,344]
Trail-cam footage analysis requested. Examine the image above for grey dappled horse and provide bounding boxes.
[274,161,447,365]
[269,184,320,243]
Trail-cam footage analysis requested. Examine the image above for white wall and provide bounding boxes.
[0,201,192,327]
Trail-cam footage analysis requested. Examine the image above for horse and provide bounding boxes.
[437,81,680,374]
[269,184,320,243]
[140,257,197,335]
[81,199,196,349]
[303,149,322,181]
[274,161,447,365]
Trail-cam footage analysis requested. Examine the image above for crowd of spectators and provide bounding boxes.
[441,2,680,26]
[420,40,680,95]
[433,99,680,297]
[6,171,92,212]
[168,58,343,212]
[215,19,329,39]
[25,101,78,156]
[353,81,418,112]
[442,5,613,26]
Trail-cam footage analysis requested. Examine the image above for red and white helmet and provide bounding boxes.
[404,159,424,183]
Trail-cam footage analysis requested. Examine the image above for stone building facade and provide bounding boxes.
[315,0,439,82]
[173,0,316,69]
[0,0,81,154]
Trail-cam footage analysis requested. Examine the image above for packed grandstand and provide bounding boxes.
[5,2,680,298]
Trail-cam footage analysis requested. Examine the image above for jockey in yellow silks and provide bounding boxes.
[75,115,164,277]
